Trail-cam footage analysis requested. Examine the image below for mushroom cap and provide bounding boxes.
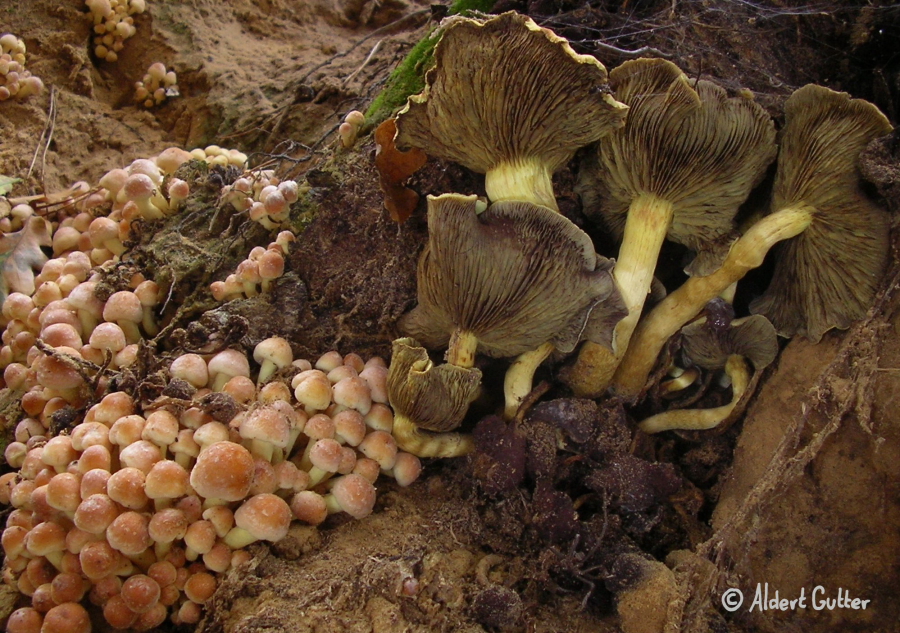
[399,194,626,357]
[395,12,626,177]
[749,84,893,342]
[329,474,377,519]
[387,338,481,433]
[578,58,777,252]
[233,493,292,542]
[189,441,254,502]
[682,314,778,371]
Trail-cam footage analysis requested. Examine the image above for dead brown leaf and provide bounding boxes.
[374,118,427,223]
[0,216,53,302]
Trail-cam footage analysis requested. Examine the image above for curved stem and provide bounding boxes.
[613,205,813,399]
[503,342,554,419]
[392,413,474,458]
[567,193,675,397]
[639,354,750,434]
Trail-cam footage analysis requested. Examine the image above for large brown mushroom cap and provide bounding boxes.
[750,84,893,342]
[399,194,626,358]
[578,59,777,252]
[387,338,481,433]
[395,11,627,209]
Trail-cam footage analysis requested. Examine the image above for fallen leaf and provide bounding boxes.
[374,118,427,223]
[0,216,52,303]
[0,175,20,196]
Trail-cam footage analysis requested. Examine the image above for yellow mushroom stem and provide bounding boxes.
[503,341,555,419]
[659,366,700,396]
[392,413,475,458]
[447,329,479,368]
[567,193,675,397]
[613,205,814,398]
[639,354,750,434]
[485,156,558,212]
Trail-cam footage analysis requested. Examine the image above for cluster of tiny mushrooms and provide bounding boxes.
[0,7,894,632]
[384,11,892,457]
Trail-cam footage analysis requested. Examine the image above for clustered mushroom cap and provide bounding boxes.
[400,194,626,357]
[578,58,777,252]
[395,11,627,210]
[749,84,893,342]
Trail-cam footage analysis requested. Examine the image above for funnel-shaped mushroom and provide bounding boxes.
[401,194,625,359]
[640,314,777,433]
[612,84,892,398]
[387,338,481,458]
[395,11,627,211]
[566,59,776,397]
[749,85,893,340]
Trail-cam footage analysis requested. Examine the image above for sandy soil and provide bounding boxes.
[1,1,899,632]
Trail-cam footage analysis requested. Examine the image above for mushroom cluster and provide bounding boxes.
[210,232,293,301]
[1,340,421,630]
[390,12,892,439]
[85,0,145,63]
[387,12,629,455]
[221,171,301,229]
[0,33,44,101]
[133,62,178,108]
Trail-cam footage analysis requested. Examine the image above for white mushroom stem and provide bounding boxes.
[392,414,474,458]
[567,193,675,397]
[639,354,750,433]
[446,329,478,369]
[612,205,813,398]
[503,342,554,419]
[485,157,558,212]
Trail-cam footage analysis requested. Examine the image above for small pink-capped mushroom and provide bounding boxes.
[263,188,289,222]
[145,459,190,507]
[239,406,290,462]
[189,441,254,505]
[120,574,161,615]
[325,473,376,519]
[364,402,394,433]
[39,323,83,350]
[127,157,163,186]
[88,216,126,256]
[106,510,152,556]
[40,435,78,472]
[6,607,43,633]
[52,226,82,256]
[249,200,277,229]
[148,508,189,557]
[41,602,92,633]
[133,279,160,336]
[142,409,179,456]
[99,168,128,200]
[359,364,389,404]
[333,409,366,447]
[109,413,146,447]
[332,375,372,415]
[66,282,103,337]
[184,519,217,560]
[78,466,110,496]
[73,494,119,535]
[193,421,230,451]
[102,290,143,343]
[169,353,209,388]
[293,371,332,412]
[88,321,126,363]
[202,505,234,538]
[170,428,200,468]
[306,438,344,485]
[114,343,139,368]
[253,336,293,385]
[257,380,293,404]
[290,490,327,525]
[224,492,292,548]
[183,571,217,605]
[45,472,81,516]
[167,178,190,210]
[207,348,251,392]
[388,452,423,487]
[275,230,295,255]
[155,147,193,175]
[222,374,256,404]
[119,439,162,474]
[106,467,149,510]
[70,421,111,453]
[257,250,284,292]
[327,364,357,384]
[49,572,88,605]
[203,541,233,573]
[249,457,277,495]
[359,430,398,470]
[122,173,164,219]
[315,350,343,372]
[235,259,261,297]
